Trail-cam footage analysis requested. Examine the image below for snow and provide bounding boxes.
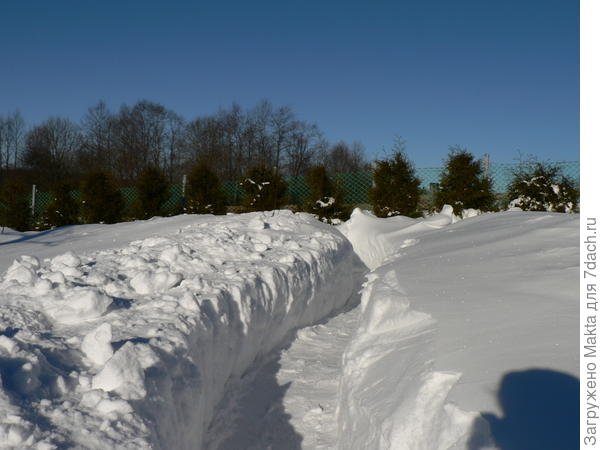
[0,215,209,274]
[336,208,578,449]
[81,323,113,367]
[0,207,578,449]
[336,206,458,270]
[316,197,336,208]
[0,211,357,449]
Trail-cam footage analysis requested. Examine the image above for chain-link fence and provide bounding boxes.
[414,161,580,193]
[14,160,581,219]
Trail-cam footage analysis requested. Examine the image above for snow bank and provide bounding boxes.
[0,211,356,449]
[336,236,477,450]
[337,209,578,449]
[337,206,462,270]
[0,215,209,274]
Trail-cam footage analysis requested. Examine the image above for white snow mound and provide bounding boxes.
[0,211,356,449]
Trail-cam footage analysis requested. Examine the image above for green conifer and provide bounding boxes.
[369,150,421,218]
[81,171,124,224]
[434,148,495,214]
[134,166,170,219]
[186,161,227,215]
[241,166,287,211]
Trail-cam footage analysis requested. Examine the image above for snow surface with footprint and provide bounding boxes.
[0,208,578,449]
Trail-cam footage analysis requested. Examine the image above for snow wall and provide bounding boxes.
[337,208,480,449]
[0,211,356,449]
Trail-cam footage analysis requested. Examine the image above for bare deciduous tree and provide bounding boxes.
[324,141,369,174]
[0,111,26,172]
[80,101,116,174]
[3,99,373,193]
[23,117,82,188]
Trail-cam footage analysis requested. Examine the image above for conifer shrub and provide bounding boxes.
[134,166,170,219]
[434,148,495,214]
[507,162,578,212]
[0,181,30,231]
[80,171,124,224]
[304,165,348,223]
[186,161,227,215]
[241,165,287,211]
[44,183,80,227]
[368,151,422,217]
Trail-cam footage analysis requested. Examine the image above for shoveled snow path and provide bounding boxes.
[274,304,361,449]
[0,211,359,449]
[208,209,578,450]
[206,296,362,450]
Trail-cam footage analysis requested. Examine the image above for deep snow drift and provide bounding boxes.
[337,209,578,449]
[0,211,357,449]
[0,208,578,449]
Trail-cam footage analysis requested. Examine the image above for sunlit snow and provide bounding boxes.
[0,208,577,449]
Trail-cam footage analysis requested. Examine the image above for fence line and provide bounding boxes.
[21,160,581,217]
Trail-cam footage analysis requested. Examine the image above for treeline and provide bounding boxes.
[0,101,579,232]
[0,100,370,190]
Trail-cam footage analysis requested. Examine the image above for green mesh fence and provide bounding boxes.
[166,184,184,212]
[415,167,445,190]
[26,185,185,220]
[336,171,373,204]
[222,180,244,205]
[20,160,581,218]
[414,161,579,193]
[222,172,372,205]
[33,190,52,217]
[120,186,137,211]
[286,176,310,205]
[118,185,184,214]
[487,161,580,192]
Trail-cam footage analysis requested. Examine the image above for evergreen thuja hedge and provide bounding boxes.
[507,162,578,212]
[134,166,170,219]
[0,181,30,231]
[81,171,125,224]
[44,183,80,227]
[368,151,421,218]
[304,165,348,223]
[434,148,495,214]
[241,165,287,211]
[186,161,227,215]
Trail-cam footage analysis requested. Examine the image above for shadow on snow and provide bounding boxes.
[468,368,579,450]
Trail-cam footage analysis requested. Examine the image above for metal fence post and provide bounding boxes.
[483,153,491,179]
[31,184,36,218]
[182,174,187,211]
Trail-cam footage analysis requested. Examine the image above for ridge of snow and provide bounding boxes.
[336,261,477,450]
[337,206,464,270]
[337,208,578,449]
[0,211,357,449]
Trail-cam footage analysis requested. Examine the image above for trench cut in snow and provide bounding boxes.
[0,211,356,449]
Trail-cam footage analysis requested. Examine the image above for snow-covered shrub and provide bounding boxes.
[80,171,124,224]
[0,180,30,231]
[304,165,348,223]
[44,183,80,227]
[134,166,170,219]
[241,165,287,211]
[368,150,422,218]
[434,148,495,214]
[507,162,579,212]
[186,161,227,215]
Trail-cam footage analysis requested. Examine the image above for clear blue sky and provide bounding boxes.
[0,0,578,166]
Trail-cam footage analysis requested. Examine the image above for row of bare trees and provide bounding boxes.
[1,100,369,190]
[0,111,26,172]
